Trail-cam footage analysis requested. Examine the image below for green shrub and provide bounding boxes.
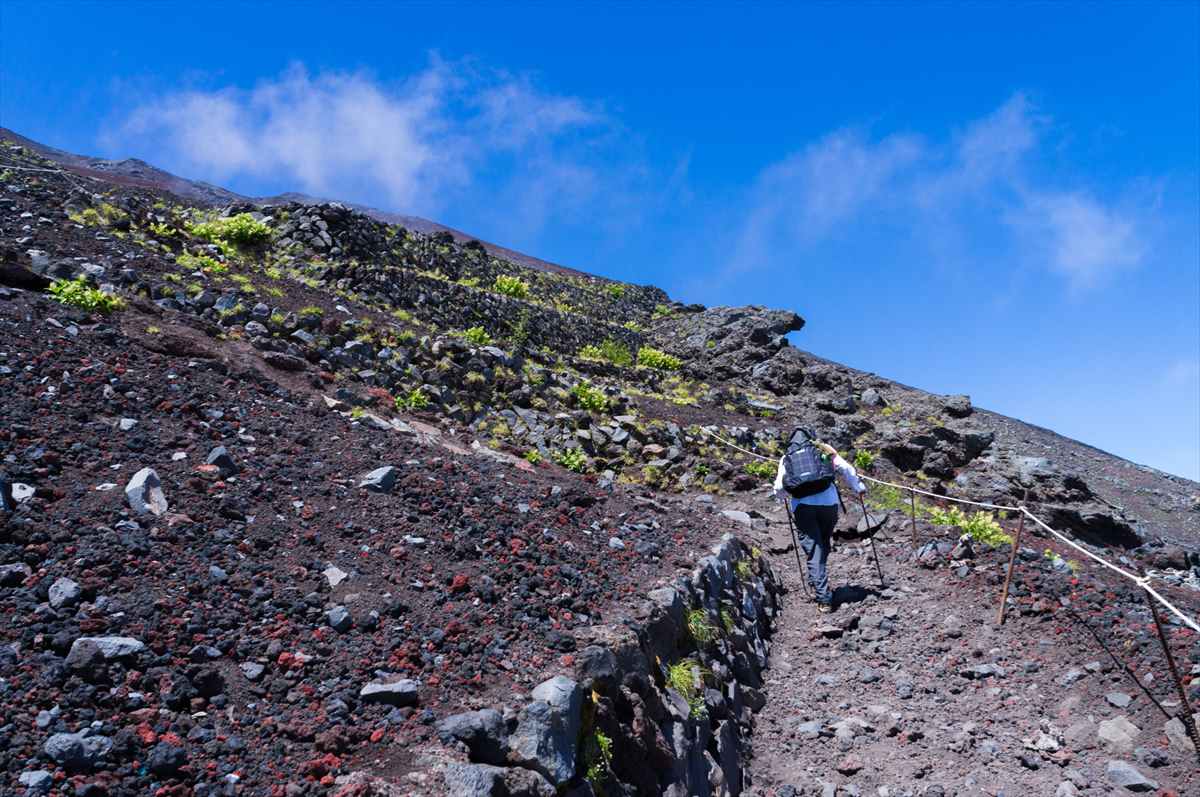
[606,283,626,300]
[48,277,125,314]
[187,213,271,249]
[927,505,1012,547]
[652,303,673,319]
[395,387,430,411]
[637,347,682,370]
[177,252,224,274]
[720,608,736,634]
[666,659,709,718]
[553,447,587,473]
[493,274,530,299]
[579,339,633,367]
[524,450,543,465]
[854,449,876,471]
[734,558,754,580]
[743,460,776,479]
[457,276,481,288]
[570,381,609,412]
[461,326,492,346]
[298,305,324,319]
[583,730,614,790]
[686,609,717,644]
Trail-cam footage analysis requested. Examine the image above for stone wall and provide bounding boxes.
[435,534,782,796]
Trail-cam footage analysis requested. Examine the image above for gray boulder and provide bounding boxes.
[0,562,31,586]
[125,467,167,516]
[359,678,419,706]
[359,466,398,493]
[18,770,53,794]
[442,763,555,797]
[206,446,239,477]
[508,676,583,785]
[65,636,146,670]
[48,577,81,609]
[1104,760,1158,792]
[43,732,112,771]
[437,709,507,765]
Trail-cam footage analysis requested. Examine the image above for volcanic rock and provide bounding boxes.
[125,467,167,516]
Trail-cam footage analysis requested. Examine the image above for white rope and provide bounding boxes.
[859,473,1020,512]
[700,427,1200,632]
[1020,508,1200,633]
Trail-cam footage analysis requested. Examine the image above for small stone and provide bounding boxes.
[1059,668,1087,686]
[359,466,398,493]
[48,577,81,609]
[119,418,138,431]
[147,741,187,776]
[205,446,239,477]
[66,636,145,669]
[43,732,112,771]
[608,536,625,550]
[1104,759,1158,792]
[1106,692,1133,708]
[125,467,167,516]
[360,679,420,706]
[323,565,349,588]
[1098,716,1141,753]
[0,562,32,586]
[239,662,265,682]
[1134,746,1168,768]
[18,771,53,794]
[836,753,864,774]
[327,605,352,633]
[437,709,507,765]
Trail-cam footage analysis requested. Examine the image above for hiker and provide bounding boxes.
[772,429,865,613]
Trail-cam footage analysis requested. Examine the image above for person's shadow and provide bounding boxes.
[832,584,883,608]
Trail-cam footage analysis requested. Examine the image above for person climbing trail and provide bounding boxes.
[773,428,865,613]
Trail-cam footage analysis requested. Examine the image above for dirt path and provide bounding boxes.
[743,501,1198,796]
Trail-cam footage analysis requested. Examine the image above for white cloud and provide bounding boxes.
[114,60,636,236]
[726,93,1148,291]
[1010,190,1145,287]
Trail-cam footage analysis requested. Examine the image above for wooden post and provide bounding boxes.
[1144,587,1200,766]
[908,488,919,548]
[996,508,1026,625]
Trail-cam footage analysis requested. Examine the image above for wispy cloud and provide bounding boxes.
[112,60,650,242]
[725,93,1150,291]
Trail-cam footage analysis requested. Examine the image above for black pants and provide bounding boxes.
[793,503,839,605]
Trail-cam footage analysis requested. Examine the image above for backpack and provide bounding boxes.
[781,427,835,498]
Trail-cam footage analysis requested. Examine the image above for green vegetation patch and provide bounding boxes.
[666,659,710,718]
[553,447,587,473]
[493,274,530,299]
[187,213,271,252]
[637,346,682,371]
[395,387,430,412]
[570,381,609,412]
[48,277,125,314]
[686,609,717,645]
[461,326,493,346]
[743,460,776,479]
[578,339,633,367]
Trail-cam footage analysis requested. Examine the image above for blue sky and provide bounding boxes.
[2,2,1198,479]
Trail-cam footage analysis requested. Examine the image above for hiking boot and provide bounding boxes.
[817,604,834,614]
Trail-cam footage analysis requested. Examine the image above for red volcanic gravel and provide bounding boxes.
[0,290,730,794]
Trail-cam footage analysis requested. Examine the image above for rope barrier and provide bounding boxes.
[699,427,1200,632]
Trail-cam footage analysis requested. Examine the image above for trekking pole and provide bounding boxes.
[857,490,886,588]
[784,501,812,599]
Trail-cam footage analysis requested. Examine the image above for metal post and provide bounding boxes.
[996,508,1026,625]
[908,488,919,548]
[1144,588,1200,766]
[857,491,886,588]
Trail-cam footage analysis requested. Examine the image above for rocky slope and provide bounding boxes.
[0,133,1197,796]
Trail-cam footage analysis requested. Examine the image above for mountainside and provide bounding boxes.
[0,133,1196,797]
